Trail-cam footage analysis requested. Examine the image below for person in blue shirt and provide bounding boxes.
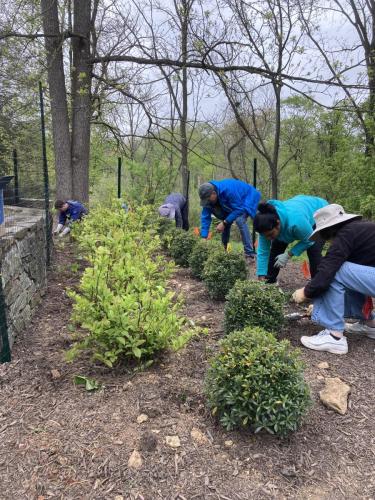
[54,199,88,237]
[254,195,328,283]
[199,179,261,261]
[158,192,189,230]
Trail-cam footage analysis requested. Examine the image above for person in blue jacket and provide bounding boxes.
[253,195,328,282]
[199,179,261,260]
[158,192,189,230]
[54,199,88,237]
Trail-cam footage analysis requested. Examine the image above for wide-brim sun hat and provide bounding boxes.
[309,203,362,240]
[198,182,215,207]
[158,203,176,220]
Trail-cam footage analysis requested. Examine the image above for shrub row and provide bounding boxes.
[67,204,197,367]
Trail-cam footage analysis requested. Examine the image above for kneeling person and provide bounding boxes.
[54,199,88,237]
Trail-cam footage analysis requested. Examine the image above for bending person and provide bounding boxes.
[254,195,328,282]
[54,199,88,237]
[292,204,375,355]
[158,192,189,230]
[198,179,261,262]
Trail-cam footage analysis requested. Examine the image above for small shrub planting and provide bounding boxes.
[188,239,221,279]
[169,230,198,267]
[203,249,247,300]
[156,216,175,238]
[205,327,311,436]
[224,280,285,334]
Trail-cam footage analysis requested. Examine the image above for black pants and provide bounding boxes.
[266,237,325,284]
[181,202,189,231]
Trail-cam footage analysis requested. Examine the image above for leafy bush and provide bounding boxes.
[67,204,198,367]
[188,239,222,279]
[203,249,247,300]
[156,215,175,237]
[169,229,198,267]
[224,280,285,334]
[205,328,311,436]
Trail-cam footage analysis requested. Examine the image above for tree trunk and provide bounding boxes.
[71,0,91,203]
[40,0,72,200]
[180,0,190,207]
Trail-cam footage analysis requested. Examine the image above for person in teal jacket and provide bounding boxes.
[199,179,261,259]
[253,195,328,283]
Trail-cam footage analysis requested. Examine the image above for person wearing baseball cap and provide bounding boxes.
[158,192,189,230]
[198,179,261,262]
[292,204,375,354]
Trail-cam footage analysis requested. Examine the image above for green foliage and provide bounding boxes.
[203,249,247,300]
[74,375,101,391]
[205,328,311,436]
[67,203,197,367]
[156,215,175,237]
[188,239,222,279]
[169,230,198,267]
[360,194,375,219]
[224,280,285,334]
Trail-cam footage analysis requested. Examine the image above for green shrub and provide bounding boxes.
[224,280,285,334]
[188,239,222,279]
[67,205,198,367]
[169,230,198,267]
[156,216,175,237]
[203,249,247,300]
[205,328,311,436]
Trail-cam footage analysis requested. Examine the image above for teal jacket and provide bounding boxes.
[256,195,328,276]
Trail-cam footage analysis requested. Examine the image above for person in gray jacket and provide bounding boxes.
[158,193,189,230]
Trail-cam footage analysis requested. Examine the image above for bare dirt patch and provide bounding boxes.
[0,245,374,499]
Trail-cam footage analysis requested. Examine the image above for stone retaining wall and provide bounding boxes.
[0,207,48,348]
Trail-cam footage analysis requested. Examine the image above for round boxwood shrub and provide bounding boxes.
[203,249,247,300]
[188,239,222,279]
[205,327,311,436]
[157,216,175,237]
[169,230,198,267]
[224,280,285,334]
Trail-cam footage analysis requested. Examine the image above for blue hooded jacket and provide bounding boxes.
[200,179,261,238]
[256,195,328,276]
[58,200,88,225]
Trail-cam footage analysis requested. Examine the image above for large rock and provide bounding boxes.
[319,377,351,415]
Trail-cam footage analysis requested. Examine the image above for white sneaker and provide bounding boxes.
[300,329,348,355]
[345,322,375,339]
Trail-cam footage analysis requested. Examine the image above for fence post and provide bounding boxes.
[252,158,257,248]
[117,157,122,199]
[12,149,20,205]
[39,81,51,267]
[0,278,11,363]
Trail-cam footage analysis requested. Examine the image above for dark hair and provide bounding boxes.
[253,202,280,233]
[54,200,66,209]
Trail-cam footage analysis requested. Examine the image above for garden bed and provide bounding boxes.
[0,243,374,499]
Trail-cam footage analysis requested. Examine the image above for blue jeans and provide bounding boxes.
[222,214,255,256]
[312,262,375,332]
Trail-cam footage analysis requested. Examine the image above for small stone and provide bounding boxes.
[166,435,181,448]
[319,377,351,415]
[57,456,67,465]
[114,496,124,500]
[190,427,209,445]
[316,375,325,380]
[51,369,61,379]
[136,414,148,424]
[224,440,233,447]
[114,440,124,445]
[317,361,329,370]
[165,374,173,379]
[128,449,143,469]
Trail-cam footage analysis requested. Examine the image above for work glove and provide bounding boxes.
[274,252,289,269]
[292,288,306,304]
[59,226,71,237]
[53,223,63,235]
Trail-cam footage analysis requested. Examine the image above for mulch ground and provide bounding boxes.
[0,243,374,500]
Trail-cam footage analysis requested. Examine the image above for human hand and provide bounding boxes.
[216,222,225,233]
[292,288,306,304]
[274,252,289,269]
